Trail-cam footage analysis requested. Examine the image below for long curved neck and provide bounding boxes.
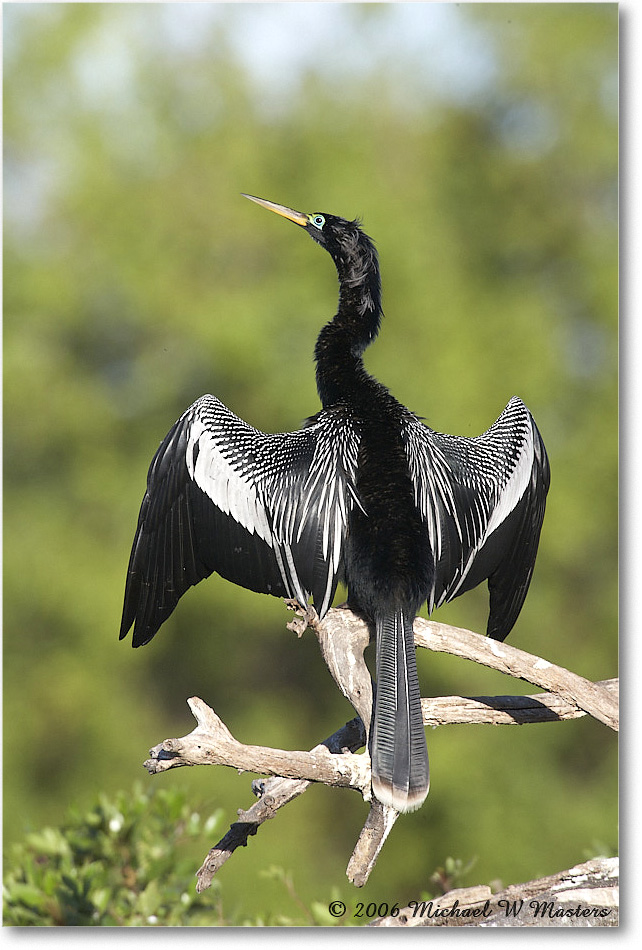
[314,231,383,409]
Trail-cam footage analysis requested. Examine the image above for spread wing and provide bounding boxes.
[403,396,550,641]
[120,395,361,646]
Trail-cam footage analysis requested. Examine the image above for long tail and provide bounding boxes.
[370,610,429,812]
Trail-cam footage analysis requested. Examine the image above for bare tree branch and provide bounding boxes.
[158,676,617,893]
[145,696,370,792]
[140,607,617,892]
[421,678,618,726]
[346,799,400,887]
[413,618,619,731]
[305,608,618,731]
[371,857,618,927]
[194,717,366,893]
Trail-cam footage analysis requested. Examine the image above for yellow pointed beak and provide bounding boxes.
[242,194,309,227]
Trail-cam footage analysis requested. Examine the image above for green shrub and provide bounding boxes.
[3,784,225,926]
[2,784,361,927]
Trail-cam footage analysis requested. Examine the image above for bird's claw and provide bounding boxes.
[285,599,319,637]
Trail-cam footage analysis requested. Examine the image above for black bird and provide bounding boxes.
[120,195,550,813]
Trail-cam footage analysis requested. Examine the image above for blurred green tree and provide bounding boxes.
[4,2,617,922]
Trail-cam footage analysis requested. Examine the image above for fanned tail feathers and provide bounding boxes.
[370,611,429,812]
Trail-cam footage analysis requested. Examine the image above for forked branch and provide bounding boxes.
[141,606,617,890]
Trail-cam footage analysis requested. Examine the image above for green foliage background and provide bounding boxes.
[4,2,617,926]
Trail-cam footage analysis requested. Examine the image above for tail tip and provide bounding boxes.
[372,777,430,814]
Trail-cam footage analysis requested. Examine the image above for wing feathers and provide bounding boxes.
[120,396,361,646]
[123,393,547,648]
[403,397,549,639]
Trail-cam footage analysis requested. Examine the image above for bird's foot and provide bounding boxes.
[285,599,319,638]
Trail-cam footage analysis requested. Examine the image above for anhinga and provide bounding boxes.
[120,195,550,813]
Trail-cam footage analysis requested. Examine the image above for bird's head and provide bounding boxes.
[243,194,382,341]
[242,194,367,266]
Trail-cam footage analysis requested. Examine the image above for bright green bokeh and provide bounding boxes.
[4,2,617,924]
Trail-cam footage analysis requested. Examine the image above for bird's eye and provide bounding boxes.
[310,214,325,230]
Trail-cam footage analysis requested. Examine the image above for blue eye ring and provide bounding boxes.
[310,214,325,230]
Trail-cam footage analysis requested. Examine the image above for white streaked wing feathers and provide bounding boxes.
[403,396,536,609]
[184,395,359,614]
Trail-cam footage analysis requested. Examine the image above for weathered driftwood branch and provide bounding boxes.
[194,716,366,894]
[145,696,370,792]
[345,799,400,887]
[142,607,617,891]
[152,677,617,892]
[287,603,402,883]
[303,607,618,731]
[421,678,619,726]
[145,679,619,782]
[412,618,619,732]
[292,605,375,731]
[371,857,618,928]
[306,606,617,885]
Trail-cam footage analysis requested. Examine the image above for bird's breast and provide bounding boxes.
[344,410,434,616]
